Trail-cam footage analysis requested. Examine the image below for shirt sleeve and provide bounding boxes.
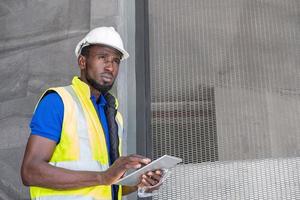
[30,92,64,143]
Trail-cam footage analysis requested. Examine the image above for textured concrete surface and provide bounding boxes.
[215,87,300,161]
[0,0,136,199]
[0,0,89,198]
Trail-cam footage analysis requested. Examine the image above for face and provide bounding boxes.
[79,45,122,94]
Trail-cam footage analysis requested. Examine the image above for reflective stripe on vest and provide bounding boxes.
[30,77,123,200]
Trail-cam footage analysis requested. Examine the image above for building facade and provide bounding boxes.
[0,0,299,199]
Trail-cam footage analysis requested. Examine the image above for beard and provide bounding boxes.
[86,73,114,94]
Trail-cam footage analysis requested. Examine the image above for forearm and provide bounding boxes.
[122,185,138,196]
[21,136,152,190]
[22,161,108,189]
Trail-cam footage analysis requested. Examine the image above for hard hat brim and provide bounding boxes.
[75,41,129,61]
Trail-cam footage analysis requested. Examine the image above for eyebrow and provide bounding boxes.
[94,52,121,59]
[98,45,123,57]
[95,51,119,56]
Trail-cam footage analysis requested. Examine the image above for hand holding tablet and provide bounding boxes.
[115,155,182,186]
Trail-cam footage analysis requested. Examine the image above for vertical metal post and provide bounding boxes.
[135,0,152,159]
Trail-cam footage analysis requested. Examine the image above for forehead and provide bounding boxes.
[89,44,122,57]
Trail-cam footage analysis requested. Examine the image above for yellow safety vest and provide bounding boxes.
[30,76,123,200]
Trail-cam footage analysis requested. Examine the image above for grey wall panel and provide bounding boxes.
[215,87,272,160]
[1,0,136,199]
[0,0,90,56]
[91,0,119,28]
[215,86,300,161]
[0,52,30,102]
[0,0,90,199]
[266,92,300,157]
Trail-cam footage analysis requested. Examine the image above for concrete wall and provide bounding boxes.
[215,87,300,161]
[0,0,136,199]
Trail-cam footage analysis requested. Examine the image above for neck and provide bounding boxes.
[79,76,101,101]
[90,87,101,101]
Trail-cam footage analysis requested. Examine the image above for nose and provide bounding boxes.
[104,58,114,72]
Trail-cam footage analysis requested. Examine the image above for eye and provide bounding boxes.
[113,58,121,65]
[97,54,106,60]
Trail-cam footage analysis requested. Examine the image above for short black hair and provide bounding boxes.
[80,45,91,57]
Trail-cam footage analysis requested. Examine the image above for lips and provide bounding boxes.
[101,73,113,82]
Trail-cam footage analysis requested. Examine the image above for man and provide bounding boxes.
[21,27,162,200]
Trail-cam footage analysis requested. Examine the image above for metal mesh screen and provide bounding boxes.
[148,0,300,199]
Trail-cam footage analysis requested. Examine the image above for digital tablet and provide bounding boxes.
[114,155,182,186]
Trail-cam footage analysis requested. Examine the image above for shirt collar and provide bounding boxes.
[91,94,107,106]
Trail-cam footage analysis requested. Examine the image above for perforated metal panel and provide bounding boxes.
[148,0,300,199]
[152,85,218,164]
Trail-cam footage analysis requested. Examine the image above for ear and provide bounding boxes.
[78,55,87,70]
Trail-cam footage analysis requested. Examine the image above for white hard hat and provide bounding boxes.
[75,27,129,60]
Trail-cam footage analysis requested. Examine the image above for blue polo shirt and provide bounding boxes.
[30,92,111,153]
